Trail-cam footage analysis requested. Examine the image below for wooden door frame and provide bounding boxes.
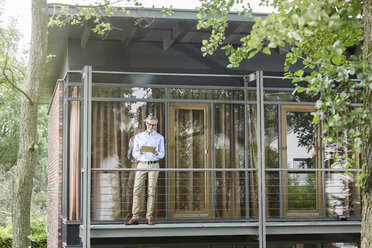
[168,102,212,219]
[281,105,323,218]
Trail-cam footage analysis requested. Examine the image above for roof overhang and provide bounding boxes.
[43,4,267,104]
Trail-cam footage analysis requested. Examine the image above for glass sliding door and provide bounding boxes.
[281,105,323,217]
[169,103,211,219]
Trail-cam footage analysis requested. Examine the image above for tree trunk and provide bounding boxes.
[11,0,48,247]
[361,1,372,248]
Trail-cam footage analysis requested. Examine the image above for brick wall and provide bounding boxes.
[47,80,64,248]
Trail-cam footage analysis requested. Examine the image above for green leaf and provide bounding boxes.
[296,86,306,93]
[262,46,271,55]
[294,70,304,77]
[311,113,320,124]
[331,55,343,65]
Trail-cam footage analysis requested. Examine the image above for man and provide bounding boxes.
[126,114,164,225]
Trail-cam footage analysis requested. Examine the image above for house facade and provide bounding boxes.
[45,4,362,248]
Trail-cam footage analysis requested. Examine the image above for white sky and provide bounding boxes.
[0,0,272,57]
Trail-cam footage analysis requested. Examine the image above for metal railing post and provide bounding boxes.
[256,71,266,248]
[82,65,92,248]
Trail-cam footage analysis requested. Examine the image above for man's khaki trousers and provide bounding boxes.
[132,162,159,220]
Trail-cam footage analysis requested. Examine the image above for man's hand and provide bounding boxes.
[152,150,158,156]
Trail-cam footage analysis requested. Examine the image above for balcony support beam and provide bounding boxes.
[84,221,361,239]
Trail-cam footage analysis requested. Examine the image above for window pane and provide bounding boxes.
[266,172,280,218]
[286,111,316,169]
[265,105,279,168]
[174,108,206,212]
[288,172,317,211]
[91,171,167,221]
[68,100,82,220]
[214,104,245,218]
[282,106,322,217]
[90,101,165,220]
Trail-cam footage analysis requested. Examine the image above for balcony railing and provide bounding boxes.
[86,167,361,222]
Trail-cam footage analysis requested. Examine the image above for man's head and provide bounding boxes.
[144,114,158,133]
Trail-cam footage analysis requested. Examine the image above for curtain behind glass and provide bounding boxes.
[69,87,81,220]
[214,104,245,218]
[247,104,259,218]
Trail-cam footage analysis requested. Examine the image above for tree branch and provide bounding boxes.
[1,125,9,138]
[0,148,9,163]
[0,210,11,216]
[0,29,33,104]
[2,57,34,105]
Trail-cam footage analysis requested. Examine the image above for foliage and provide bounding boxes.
[197,0,372,188]
[0,20,23,173]
[49,0,178,37]
[0,105,49,225]
[0,217,47,248]
[0,11,48,225]
[0,87,20,172]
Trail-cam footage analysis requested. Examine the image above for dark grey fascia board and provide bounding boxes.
[47,3,267,22]
[85,221,360,239]
[266,221,361,235]
[87,222,259,238]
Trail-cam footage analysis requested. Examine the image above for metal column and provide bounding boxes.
[82,66,92,248]
[256,71,266,248]
[62,79,68,221]
[165,87,170,220]
[211,103,216,219]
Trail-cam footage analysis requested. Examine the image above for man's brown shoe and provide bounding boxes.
[125,213,133,219]
[125,219,139,225]
[147,219,154,225]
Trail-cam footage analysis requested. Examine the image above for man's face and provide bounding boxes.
[146,120,157,133]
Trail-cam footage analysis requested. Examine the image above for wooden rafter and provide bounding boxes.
[163,21,182,50]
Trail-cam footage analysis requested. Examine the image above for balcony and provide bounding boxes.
[62,68,362,247]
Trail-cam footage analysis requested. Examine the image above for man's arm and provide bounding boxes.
[127,136,134,160]
[132,135,141,159]
[155,136,165,159]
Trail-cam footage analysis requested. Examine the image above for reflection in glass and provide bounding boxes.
[264,90,317,102]
[266,172,280,217]
[288,172,317,211]
[325,172,361,218]
[286,111,317,212]
[174,109,206,212]
[282,106,321,216]
[247,104,259,217]
[214,104,245,218]
[170,88,244,100]
[264,105,280,217]
[324,106,362,170]
[92,86,165,99]
[265,105,279,168]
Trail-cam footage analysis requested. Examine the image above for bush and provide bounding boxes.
[0,224,12,248]
[0,217,47,248]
